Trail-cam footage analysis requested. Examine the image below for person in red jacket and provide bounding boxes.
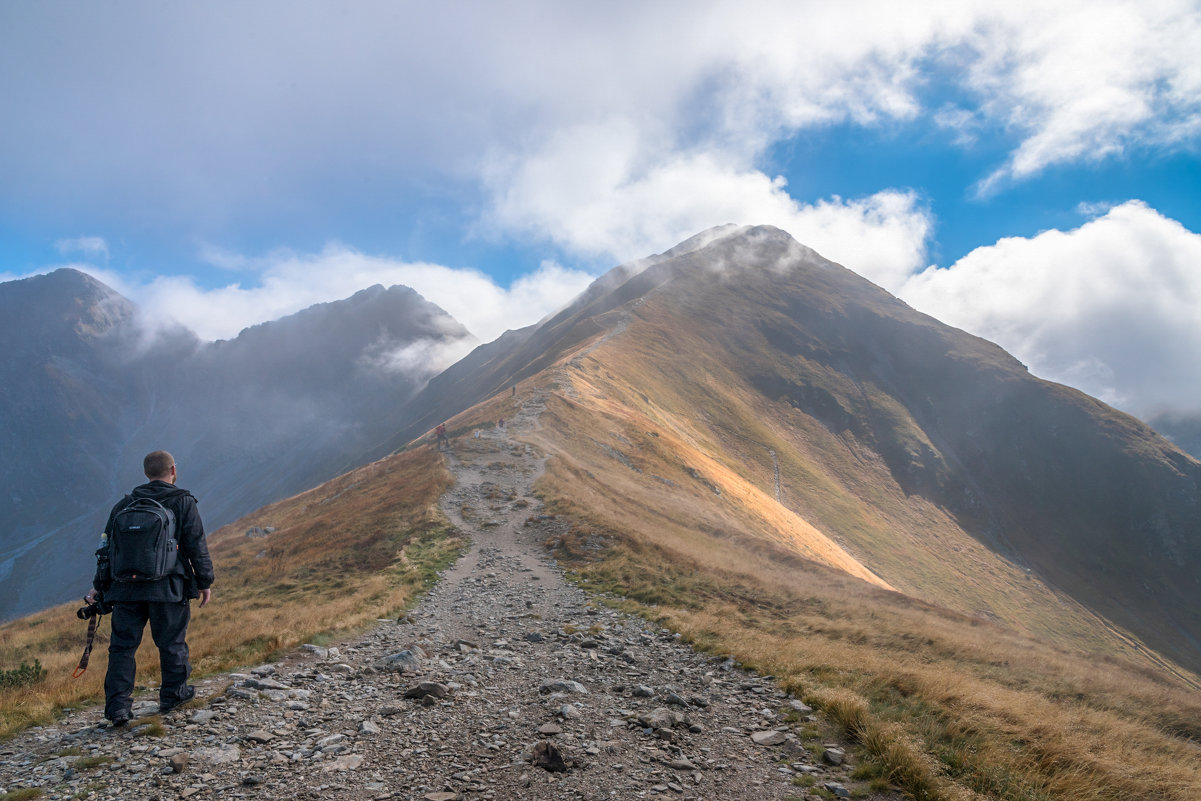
[86,450,215,726]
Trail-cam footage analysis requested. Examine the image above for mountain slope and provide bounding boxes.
[433,225,1201,675]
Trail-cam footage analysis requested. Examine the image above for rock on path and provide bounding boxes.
[0,391,893,801]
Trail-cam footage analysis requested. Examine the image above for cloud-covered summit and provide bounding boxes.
[2,1,1199,425]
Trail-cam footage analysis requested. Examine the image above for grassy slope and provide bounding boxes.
[565,295,1133,655]
[0,445,461,738]
[520,323,1201,800]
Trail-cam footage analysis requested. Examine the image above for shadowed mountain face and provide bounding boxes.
[1150,414,1201,462]
[0,270,473,620]
[402,225,1201,674]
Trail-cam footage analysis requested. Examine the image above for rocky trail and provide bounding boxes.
[0,392,894,801]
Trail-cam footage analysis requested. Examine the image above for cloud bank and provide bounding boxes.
[123,249,596,345]
[3,1,1198,247]
[3,1,1200,422]
[900,202,1201,418]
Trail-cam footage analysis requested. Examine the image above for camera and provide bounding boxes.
[77,596,113,620]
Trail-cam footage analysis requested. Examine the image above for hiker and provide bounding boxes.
[84,450,215,726]
[435,423,449,449]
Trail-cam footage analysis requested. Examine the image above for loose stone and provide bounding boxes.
[751,730,787,746]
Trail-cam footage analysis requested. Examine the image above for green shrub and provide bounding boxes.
[0,660,46,690]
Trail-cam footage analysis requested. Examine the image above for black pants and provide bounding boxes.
[104,600,191,719]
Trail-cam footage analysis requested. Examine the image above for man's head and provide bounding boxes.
[143,450,177,483]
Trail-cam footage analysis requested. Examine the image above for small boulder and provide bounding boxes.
[823,746,846,765]
[639,707,686,731]
[404,681,450,700]
[531,739,568,772]
[751,729,787,746]
[539,679,588,695]
[374,647,425,674]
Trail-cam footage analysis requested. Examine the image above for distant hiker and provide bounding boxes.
[435,423,448,449]
[473,429,481,439]
[85,450,215,726]
[498,418,504,428]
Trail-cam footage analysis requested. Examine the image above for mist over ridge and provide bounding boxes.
[0,269,474,619]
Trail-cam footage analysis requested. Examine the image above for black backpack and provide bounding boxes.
[109,497,180,582]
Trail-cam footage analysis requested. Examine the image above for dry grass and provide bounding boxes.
[0,445,460,738]
[523,352,1201,801]
[554,516,1201,799]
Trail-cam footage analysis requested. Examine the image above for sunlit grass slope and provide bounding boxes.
[519,335,1201,799]
[0,445,460,738]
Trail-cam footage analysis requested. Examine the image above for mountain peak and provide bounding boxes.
[0,268,134,343]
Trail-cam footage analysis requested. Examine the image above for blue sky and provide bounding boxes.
[3,1,1201,421]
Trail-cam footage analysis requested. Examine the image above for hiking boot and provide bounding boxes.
[159,685,195,714]
[108,710,131,728]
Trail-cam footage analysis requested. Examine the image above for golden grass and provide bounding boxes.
[555,520,1201,799]
[522,348,1201,800]
[0,445,460,738]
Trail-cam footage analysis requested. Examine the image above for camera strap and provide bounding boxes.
[73,613,102,679]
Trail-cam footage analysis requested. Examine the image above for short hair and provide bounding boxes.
[143,450,175,480]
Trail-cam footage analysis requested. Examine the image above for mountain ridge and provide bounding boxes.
[0,271,474,619]
[5,227,1199,673]
[4,231,1201,798]
[431,224,1201,673]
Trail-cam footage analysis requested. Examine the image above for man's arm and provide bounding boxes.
[87,500,123,603]
[178,494,215,601]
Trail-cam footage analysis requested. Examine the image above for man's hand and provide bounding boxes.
[199,588,212,608]
[85,589,99,605]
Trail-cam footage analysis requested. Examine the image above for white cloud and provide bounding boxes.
[900,201,1201,417]
[4,1,1197,247]
[54,236,109,261]
[359,334,475,380]
[969,0,1201,193]
[131,245,595,344]
[471,0,1199,259]
[485,133,931,287]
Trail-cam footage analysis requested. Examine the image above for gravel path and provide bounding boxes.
[0,391,887,801]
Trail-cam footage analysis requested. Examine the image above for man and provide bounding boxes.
[85,450,215,726]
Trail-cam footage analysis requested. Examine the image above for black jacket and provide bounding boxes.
[93,480,215,603]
